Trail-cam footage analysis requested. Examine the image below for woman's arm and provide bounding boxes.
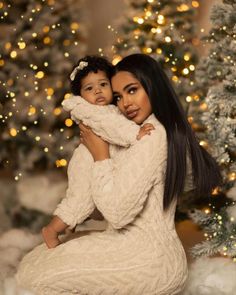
[53,144,96,229]
[62,95,139,147]
[90,125,167,229]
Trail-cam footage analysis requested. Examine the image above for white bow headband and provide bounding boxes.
[70,61,88,81]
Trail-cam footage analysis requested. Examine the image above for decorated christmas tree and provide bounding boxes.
[112,0,200,108]
[0,0,88,177]
[189,0,236,260]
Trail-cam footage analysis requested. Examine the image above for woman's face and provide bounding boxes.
[111,71,152,125]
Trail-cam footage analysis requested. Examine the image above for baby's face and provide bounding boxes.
[80,70,113,105]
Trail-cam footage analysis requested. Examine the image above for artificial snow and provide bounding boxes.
[17,172,67,215]
[182,257,236,295]
[0,229,41,295]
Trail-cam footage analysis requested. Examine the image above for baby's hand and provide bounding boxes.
[42,225,61,249]
[136,123,155,140]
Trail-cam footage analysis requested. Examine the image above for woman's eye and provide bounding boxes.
[128,87,137,94]
[114,95,121,101]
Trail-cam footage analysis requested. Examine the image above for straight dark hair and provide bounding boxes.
[113,54,222,210]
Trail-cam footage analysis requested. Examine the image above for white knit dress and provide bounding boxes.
[16,97,188,295]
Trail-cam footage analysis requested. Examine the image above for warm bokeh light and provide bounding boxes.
[10,51,17,58]
[9,128,17,137]
[35,71,45,79]
[65,118,73,127]
[56,158,67,167]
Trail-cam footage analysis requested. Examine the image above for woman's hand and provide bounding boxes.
[79,123,110,161]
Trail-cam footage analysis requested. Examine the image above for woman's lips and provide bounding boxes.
[126,109,139,119]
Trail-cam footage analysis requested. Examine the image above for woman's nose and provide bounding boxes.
[123,95,132,108]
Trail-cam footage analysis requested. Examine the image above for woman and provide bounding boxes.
[16,54,221,295]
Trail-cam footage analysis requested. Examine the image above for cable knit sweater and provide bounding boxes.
[16,98,188,295]
[54,96,140,229]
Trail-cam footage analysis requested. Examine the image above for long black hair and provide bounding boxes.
[113,54,222,210]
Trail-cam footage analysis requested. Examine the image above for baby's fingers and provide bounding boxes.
[142,123,155,129]
[136,130,151,140]
[143,126,155,131]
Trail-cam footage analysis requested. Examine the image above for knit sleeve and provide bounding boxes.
[62,95,139,147]
[53,144,95,229]
[91,124,167,229]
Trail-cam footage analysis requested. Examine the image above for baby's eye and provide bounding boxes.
[128,87,137,94]
[85,86,93,91]
[100,82,109,87]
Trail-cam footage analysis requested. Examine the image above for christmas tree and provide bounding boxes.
[0,0,88,176]
[189,0,236,260]
[112,0,200,108]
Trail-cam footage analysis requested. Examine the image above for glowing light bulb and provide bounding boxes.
[184,53,191,61]
[43,37,51,44]
[71,22,79,30]
[10,51,17,58]
[56,159,67,167]
[172,76,179,82]
[64,93,71,99]
[200,141,208,148]
[54,108,61,115]
[200,103,207,111]
[28,106,36,115]
[18,42,26,49]
[186,96,192,102]
[192,1,200,8]
[5,42,11,50]
[177,4,189,12]
[182,68,189,75]
[189,65,195,71]
[145,11,152,17]
[10,128,17,136]
[112,55,122,65]
[65,118,73,127]
[133,17,144,24]
[228,172,236,181]
[157,15,165,25]
[46,88,54,96]
[43,26,50,33]
[165,36,171,43]
[35,71,44,79]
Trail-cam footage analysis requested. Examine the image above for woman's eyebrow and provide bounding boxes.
[123,82,138,91]
[113,83,138,94]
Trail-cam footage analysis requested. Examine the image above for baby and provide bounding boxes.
[42,55,154,248]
